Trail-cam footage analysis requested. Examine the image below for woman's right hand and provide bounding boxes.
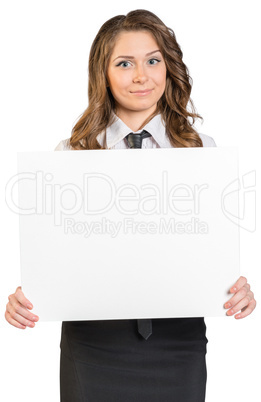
[5,286,39,329]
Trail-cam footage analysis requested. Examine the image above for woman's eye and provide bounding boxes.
[117,61,131,68]
[116,59,160,68]
[148,58,160,65]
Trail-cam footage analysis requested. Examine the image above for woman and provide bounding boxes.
[5,9,256,402]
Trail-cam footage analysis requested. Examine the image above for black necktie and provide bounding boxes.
[125,130,152,149]
[125,129,153,340]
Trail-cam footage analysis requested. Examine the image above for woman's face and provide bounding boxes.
[107,30,167,119]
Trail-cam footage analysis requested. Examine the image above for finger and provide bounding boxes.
[15,287,33,309]
[226,296,251,316]
[7,300,39,323]
[224,286,249,308]
[230,276,247,293]
[6,304,36,328]
[240,283,250,294]
[7,299,39,323]
[5,311,26,330]
[234,299,257,319]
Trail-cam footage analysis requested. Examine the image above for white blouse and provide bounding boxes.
[54,113,216,151]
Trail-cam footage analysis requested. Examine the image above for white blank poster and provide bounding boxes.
[17,147,239,321]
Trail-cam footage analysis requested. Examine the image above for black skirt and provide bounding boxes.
[60,318,208,402]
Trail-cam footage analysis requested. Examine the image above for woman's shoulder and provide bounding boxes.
[54,138,74,151]
[198,133,217,147]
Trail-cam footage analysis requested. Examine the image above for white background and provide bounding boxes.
[0,1,260,401]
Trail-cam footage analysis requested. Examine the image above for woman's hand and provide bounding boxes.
[5,286,39,329]
[224,276,256,319]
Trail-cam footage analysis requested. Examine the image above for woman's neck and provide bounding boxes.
[115,108,157,132]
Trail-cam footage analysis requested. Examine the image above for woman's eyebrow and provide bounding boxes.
[112,50,161,62]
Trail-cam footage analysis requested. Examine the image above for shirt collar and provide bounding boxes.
[105,113,172,149]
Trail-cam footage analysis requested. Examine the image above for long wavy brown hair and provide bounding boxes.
[70,9,203,150]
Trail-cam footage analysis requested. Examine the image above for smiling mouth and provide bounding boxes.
[130,89,153,95]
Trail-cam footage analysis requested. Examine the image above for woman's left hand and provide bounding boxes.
[224,276,256,319]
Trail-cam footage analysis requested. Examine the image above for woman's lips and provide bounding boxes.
[130,89,153,96]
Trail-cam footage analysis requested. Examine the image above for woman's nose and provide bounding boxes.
[133,64,147,83]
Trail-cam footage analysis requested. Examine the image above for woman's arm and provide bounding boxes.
[5,142,66,329]
[205,138,257,319]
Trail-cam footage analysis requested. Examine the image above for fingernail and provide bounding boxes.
[29,322,35,328]
[32,316,38,322]
[225,303,231,308]
[27,304,33,309]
